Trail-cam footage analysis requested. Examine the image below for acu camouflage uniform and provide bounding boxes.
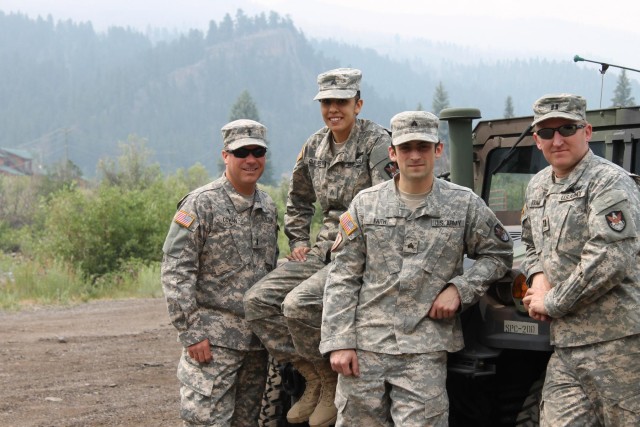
[162,174,279,426]
[320,177,513,426]
[521,150,640,426]
[244,118,392,364]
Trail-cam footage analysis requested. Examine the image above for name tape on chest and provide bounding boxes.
[431,219,465,227]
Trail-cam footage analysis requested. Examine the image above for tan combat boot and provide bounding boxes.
[308,361,338,427]
[286,360,321,424]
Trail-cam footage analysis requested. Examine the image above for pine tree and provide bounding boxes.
[611,70,636,107]
[432,82,450,143]
[504,96,515,118]
[219,90,275,185]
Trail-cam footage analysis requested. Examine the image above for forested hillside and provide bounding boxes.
[1,10,637,178]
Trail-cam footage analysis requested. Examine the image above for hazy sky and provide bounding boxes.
[3,0,640,76]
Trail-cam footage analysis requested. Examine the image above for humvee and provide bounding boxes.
[259,104,640,427]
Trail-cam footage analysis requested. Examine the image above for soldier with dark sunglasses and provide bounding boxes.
[522,94,640,426]
[161,119,279,426]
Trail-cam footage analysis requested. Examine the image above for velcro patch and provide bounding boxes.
[605,210,626,232]
[174,210,195,228]
[331,232,343,252]
[339,212,358,235]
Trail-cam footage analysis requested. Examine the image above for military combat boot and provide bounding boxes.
[286,360,321,424]
[308,360,338,427]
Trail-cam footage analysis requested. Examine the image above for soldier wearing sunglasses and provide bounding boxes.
[521,94,640,426]
[161,119,279,426]
[244,68,394,426]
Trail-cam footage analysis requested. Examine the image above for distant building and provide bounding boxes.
[0,148,33,176]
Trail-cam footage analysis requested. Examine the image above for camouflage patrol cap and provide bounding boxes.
[313,68,362,101]
[221,119,268,151]
[531,93,587,126]
[390,111,440,146]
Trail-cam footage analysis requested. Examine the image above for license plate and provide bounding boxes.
[504,320,538,335]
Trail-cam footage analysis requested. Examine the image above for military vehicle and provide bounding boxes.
[259,102,640,427]
[442,103,640,426]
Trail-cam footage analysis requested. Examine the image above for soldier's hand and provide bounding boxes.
[523,274,551,321]
[330,349,360,377]
[428,284,460,319]
[187,339,212,363]
[523,287,550,321]
[287,247,311,262]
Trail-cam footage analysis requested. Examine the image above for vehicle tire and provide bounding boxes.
[514,376,544,426]
[259,355,291,427]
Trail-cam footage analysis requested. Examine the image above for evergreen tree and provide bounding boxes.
[504,96,515,118]
[219,90,275,185]
[416,102,423,111]
[611,70,636,107]
[432,82,450,143]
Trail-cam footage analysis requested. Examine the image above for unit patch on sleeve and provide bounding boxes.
[174,210,195,228]
[339,211,358,235]
[494,223,510,242]
[605,210,626,232]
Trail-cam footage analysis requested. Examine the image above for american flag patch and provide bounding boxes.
[174,210,195,228]
[339,212,358,235]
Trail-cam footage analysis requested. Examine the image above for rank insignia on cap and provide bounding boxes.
[494,223,510,242]
[606,210,625,232]
[339,211,358,235]
[174,210,195,228]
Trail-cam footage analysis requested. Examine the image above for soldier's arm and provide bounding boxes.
[448,195,514,311]
[161,198,208,348]
[521,201,545,285]
[368,131,394,185]
[284,144,316,250]
[319,204,366,354]
[544,186,639,318]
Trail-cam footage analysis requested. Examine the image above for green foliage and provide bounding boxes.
[611,70,636,107]
[0,253,162,310]
[504,96,515,118]
[432,81,450,144]
[97,134,162,190]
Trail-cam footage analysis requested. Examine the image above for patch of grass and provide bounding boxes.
[0,254,163,311]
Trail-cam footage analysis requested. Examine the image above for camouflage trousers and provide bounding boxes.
[335,350,449,427]
[541,334,640,427]
[178,345,267,426]
[243,249,329,364]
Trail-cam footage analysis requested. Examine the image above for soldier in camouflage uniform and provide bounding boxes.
[243,68,393,426]
[161,119,279,426]
[522,94,640,426]
[320,111,513,426]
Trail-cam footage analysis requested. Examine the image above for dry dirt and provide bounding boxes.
[0,298,184,427]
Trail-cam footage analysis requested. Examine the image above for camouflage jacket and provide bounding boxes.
[285,118,393,259]
[161,175,279,350]
[319,178,513,355]
[522,150,640,347]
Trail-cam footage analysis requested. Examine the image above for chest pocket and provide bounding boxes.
[204,221,244,277]
[554,193,588,258]
[421,223,466,280]
[364,218,401,275]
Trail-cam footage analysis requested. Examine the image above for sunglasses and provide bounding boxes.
[227,146,267,158]
[535,124,585,140]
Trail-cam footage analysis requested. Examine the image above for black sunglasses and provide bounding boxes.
[535,124,585,140]
[227,146,267,158]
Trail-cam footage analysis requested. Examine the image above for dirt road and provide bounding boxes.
[0,298,183,427]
